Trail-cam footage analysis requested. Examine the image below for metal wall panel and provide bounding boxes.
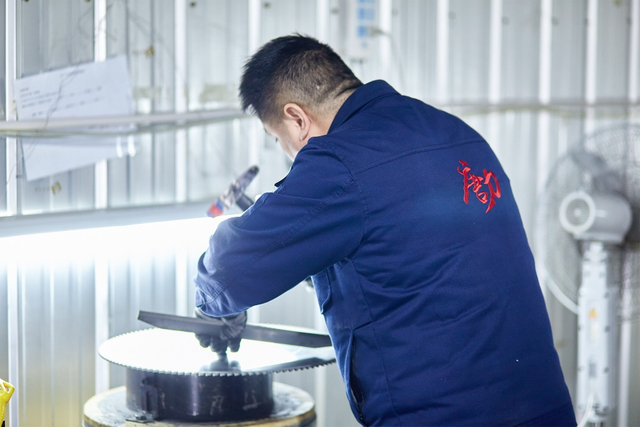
[0,0,5,214]
[449,0,491,101]
[15,256,96,427]
[502,0,541,100]
[1,1,640,426]
[185,1,255,201]
[261,0,317,42]
[549,0,586,101]
[0,263,7,386]
[107,251,179,388]
[393,0,438,98]
[16,0,96,216]
[597,0,631,100]
[106,0,178,208]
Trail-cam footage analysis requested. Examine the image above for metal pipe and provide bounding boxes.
[94,250,110,395]
[618,3,639,425]
[5,2,19,426]
[379,0,393,84]
[488,0,502,105]
[6,260,18,427]
[174,0,189,318]
[487,0,503,156]
[247,0,262,325]
[5,0,17,216]
[92,0,110,396]
[0,101,635,135]
[583,0,599,136]
[316,0,329,42]
[435,99,640,110]
[94,0,108,210]
[535,0,553,299]
[0,108,245,132]
[174,0,188,204]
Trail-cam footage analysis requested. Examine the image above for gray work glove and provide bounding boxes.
[194,307,247,359]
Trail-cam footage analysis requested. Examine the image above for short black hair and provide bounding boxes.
[239,34,362,125]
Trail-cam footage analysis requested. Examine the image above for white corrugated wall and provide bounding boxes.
[0,1,638,426]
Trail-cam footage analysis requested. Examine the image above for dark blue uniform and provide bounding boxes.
[195,81,575,426]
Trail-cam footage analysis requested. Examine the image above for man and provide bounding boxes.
[195,35,576,426]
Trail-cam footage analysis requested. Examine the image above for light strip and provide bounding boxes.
[0,201,212,238]
[0,216,227,400]
[0,216,224,262]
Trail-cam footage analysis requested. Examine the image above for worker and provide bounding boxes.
[194,34,576,426]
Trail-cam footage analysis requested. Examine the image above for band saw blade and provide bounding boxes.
[99,328,336,377]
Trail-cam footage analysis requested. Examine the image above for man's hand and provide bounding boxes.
[194,307,247,359]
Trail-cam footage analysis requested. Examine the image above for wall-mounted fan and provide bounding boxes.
[536,124,640,426]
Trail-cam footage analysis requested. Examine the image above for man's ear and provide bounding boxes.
[283,103,311,141]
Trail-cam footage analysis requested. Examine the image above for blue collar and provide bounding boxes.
[274,81,398,188]
[328,80,399,133]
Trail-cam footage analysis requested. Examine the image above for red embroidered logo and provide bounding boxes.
[457,160,501,213]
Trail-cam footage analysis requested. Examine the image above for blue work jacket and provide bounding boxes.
[195,81,574,426]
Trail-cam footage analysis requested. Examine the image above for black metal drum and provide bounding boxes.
[125,369,273,422]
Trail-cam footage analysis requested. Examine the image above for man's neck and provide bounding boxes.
[320,88,358,134]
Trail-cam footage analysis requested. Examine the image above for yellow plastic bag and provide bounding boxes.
[0,380,14,427]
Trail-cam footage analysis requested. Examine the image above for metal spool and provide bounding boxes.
[126,369,274,422]
[97,328,335,424]
[83,383,317,427]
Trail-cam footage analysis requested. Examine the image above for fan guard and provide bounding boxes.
[536,124,640,320]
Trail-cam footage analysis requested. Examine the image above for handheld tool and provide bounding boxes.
[138,310,332,348]
[207,165,259,217]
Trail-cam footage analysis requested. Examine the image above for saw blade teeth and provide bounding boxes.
[99,327,335,377]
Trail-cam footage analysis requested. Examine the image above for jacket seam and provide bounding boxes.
[370,321,402,424]
[349,259,402,424]
[353,138,486,175]
[352,173,369,251]
[313,141,369,250]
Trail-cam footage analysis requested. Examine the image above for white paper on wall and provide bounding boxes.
[14,56,135,181]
